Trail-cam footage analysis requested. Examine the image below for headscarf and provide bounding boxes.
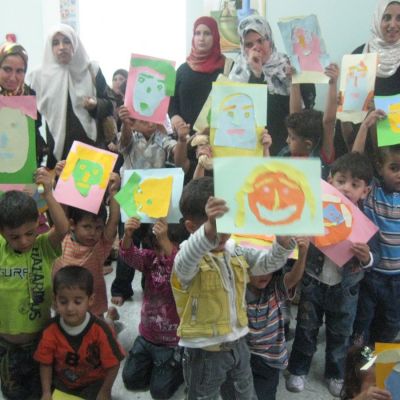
[187,16,225,73]
[0,42,29,96]
[229,15,291,96]
[29,24,98,161]
[366,0,400,77]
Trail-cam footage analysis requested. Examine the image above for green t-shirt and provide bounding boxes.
[0,233,61,335]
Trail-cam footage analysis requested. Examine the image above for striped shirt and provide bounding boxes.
[246,272,294,370]
[364,179,400,274]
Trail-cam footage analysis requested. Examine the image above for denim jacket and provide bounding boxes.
[305,232,381,289]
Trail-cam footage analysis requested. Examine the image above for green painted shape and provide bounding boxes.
[114,172,142,218]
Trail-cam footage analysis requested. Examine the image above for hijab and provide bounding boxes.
[29,24,98,161]
[0,42,29,96]
[229,15,291,96]
[187,16,225,73]
[366,0,400,77]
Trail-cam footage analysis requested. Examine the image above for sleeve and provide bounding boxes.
[33,326,57,365]
[97,323,125,369]
[241,239,296,276]
[168,64,183,118]
[91,67,115,120]
[119,243,156,272]
[365,231,381,269]
[173,224,218,286]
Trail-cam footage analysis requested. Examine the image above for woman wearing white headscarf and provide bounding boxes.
[30,24,114,168]
[230,15,315,155]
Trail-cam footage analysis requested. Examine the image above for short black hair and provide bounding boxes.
[377,144,400,166]
[285,109,323,146]
[53,266,94,296]
[330,152,373,185]
[179,177,214,221]
[0,191,38,229]
[68,203,107,224]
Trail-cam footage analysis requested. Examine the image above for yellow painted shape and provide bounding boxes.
[53,389,84,400]
[375,342,400,389]
[134,176,173,218]
[388,103,400,133]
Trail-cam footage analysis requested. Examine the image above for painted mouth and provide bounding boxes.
[227,128,245,135]
[256,203,298,223]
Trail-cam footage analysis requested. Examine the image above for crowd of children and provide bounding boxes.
[3,1,400,400]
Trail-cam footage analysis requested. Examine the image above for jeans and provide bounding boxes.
[122,335,183,399]
[288,274,359,379]
[182,337,257,400]
[250,354,280,400]
[353,271,400,345]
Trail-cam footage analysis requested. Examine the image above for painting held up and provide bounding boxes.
[214,157,324,235]
[124,54,176,124]
[278,15,330,84]
[53,141,117,213]
[0,96,37,184]
[116,168,184,223]
[210,81,266,157]
[337,53,377,124]
[374,94,400,147]
[312,180,378,267]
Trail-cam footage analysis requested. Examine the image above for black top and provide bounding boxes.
[353,44,400,95]
[168,62,223,132]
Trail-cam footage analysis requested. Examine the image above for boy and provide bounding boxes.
[171,177,296,399]
[247,237,310,400]
[286,152,379,397]
[34,266,125,400]
[0,168,69,400]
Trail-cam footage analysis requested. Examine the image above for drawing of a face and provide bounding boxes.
[293,27,311,55]
[314,195,352,247]
[72,159,104,197]
[133,67,166,117]
[215,93,257,149]
[247,171,305,225]
[388,103,400,133]
[0,108,29,173]
[343,61,368,111]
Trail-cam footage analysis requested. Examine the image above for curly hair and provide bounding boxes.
[285,109,323,146]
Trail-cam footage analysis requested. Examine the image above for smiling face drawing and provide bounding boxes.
[215,93,257,149]
[72,159,104,197]
[133,67,166,117]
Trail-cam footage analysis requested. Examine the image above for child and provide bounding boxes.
[247,237,310,400]
[171,176,296,399]
[286,152,379,397]
[110,106,177,305]
[53,172,120,319]
[34,266,124,400]
[341,346,392,400]
[0,168,69,400]
[119,217,188,399]
[352,142,400,345]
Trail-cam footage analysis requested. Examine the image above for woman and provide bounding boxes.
[111,68,127,131]
[0,42,47,165]
[30,24,114,168]
[230,15,315,155]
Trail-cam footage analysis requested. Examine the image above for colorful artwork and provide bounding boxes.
[203,0,266,52]
[375,343,400,400]
[337,53,377,123]
[375,94,400,147]
[124,54,176,124]
[53,389,83,400]
[53,141,117,213]
[214,157,324,235]
[116,168,184,223]
[59,0,79,32]
[278,15,330,84]
[312,180,378,267]
[210,81,266,157]
[0,96,37,184]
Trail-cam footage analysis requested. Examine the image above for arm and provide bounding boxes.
[322,63,339,163]
[153,219,174,257]
[103,173,120,242]
[284,237,310,289]
[96,365,119,400]
[173,122,191,173]
[261,129,272,157]
[352,386,392,400]
[290,83,302,114]
[39,364,53,400]
[35,168,69,250]
[118,106,135,149]
[352,110,386,153]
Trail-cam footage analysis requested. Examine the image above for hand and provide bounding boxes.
[171,115,186,133]
[261,129,272,150]
[119,106,135,129]
[362,109,387,129]
[55,160,66,177]
[205,197,229,224]
[83,96,97,110]
[124,217,141,236]
[40,393,53,400]
[325,63,339,84]
[108,172,121,196]
[276,236,294,249]
[107,142,119,152]
[96,389,111,400]
[285,65,296,80]
[152,218,168,241]
[35,167,53,195]
[352,242,371,265]
[196,144,212,159]
[247,48,263,78]
[111,296,125,306]
[356,386,392,400]
[176,122,191,142]
[295,237,310,255]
